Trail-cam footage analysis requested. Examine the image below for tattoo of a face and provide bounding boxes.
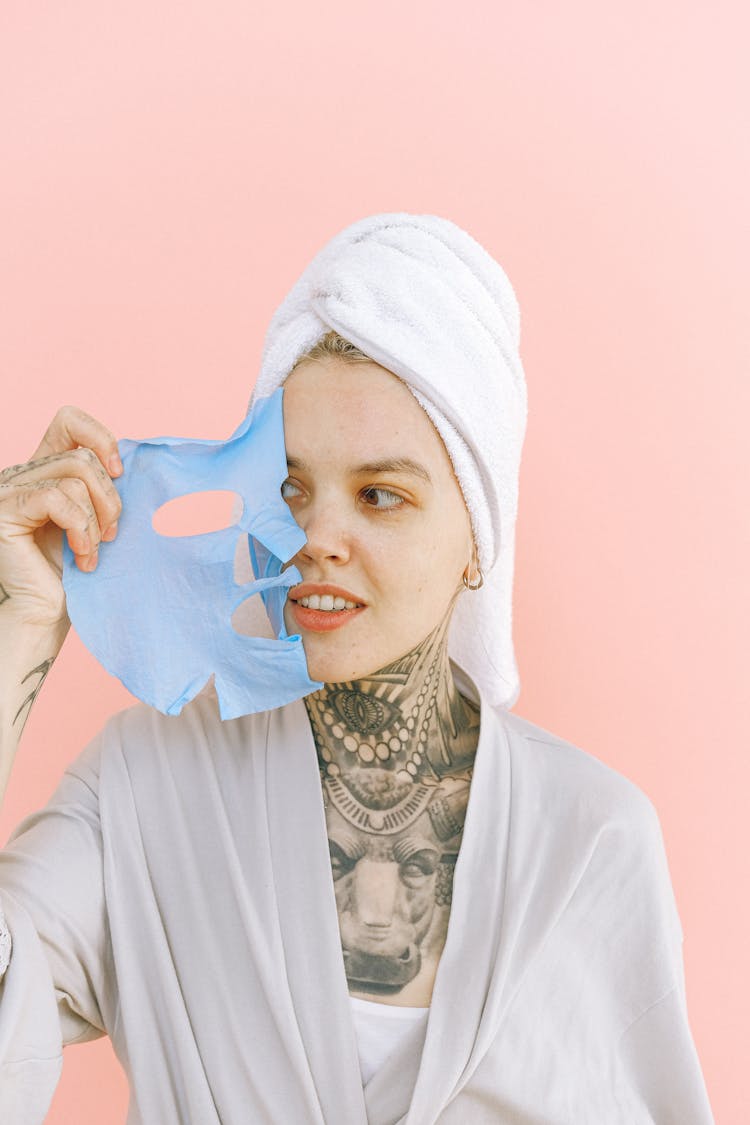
[12,658,55,730]
[304,617,480,996]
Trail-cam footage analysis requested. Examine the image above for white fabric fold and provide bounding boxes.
[248,211,528,709]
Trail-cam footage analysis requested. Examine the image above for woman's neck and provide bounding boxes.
[304,616,480,784]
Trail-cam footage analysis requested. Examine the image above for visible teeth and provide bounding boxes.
[297,594,361,611]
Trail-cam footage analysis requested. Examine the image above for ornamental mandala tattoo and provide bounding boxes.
[304,615,480,997]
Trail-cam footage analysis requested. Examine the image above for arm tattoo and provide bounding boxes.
[12,658,54,729]
[0,583,8,606]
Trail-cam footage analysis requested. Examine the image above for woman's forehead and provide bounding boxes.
[284,356,416,410]
[282,358,452,471]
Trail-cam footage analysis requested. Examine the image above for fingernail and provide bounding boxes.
[108,454,123,475]
[102,521,118,541]
[86,550,99,571]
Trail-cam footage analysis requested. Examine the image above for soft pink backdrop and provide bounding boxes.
[1,2,746,1121]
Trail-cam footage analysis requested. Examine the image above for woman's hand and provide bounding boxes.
[0,405,123,629]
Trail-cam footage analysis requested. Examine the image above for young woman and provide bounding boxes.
[0,213,713,1123]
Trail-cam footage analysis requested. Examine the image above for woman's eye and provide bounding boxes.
[360,487,405,510]
[280,479,302,501]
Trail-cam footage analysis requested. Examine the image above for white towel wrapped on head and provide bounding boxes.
[249,211,528,710]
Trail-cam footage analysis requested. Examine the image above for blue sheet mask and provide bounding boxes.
[62,388,323,719]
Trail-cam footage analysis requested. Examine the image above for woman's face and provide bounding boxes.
[280,357,474,683]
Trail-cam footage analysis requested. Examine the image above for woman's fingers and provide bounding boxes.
[53,476,103,568]
[30,404,123,477]
[0,407,123,627]
[0,445,123,553]
[0,477,97,568]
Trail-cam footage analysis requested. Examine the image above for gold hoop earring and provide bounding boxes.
[462,566,484,591]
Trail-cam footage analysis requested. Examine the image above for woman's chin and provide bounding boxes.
[305,657,369,686]
[302,645,382,686]
[300,626,427,686]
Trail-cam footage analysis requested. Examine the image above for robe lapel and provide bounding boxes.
[265,700,369,1125]
[399,698,513,1124]
[405,698,606,1123]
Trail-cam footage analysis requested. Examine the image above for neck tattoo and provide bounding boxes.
[304,615,479,789]
[304,614,480,970]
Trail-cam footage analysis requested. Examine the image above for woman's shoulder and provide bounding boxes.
[493,707,680,948]
[495,705,661,831]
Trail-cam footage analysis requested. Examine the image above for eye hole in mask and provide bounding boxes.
[151,490,242,538]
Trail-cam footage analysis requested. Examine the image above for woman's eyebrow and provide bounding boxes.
[285,455,432,483]
[355,458,432,483]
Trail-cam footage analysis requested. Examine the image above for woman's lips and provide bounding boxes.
[288,600,366,633]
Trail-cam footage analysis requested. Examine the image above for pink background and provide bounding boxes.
[1,2,746,1120]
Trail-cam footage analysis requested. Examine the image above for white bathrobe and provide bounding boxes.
[0,675,714,1124]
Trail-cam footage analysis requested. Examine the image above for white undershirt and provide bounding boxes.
[349,995,430,1086]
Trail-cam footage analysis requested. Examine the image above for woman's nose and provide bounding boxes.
[294,498,351,564]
